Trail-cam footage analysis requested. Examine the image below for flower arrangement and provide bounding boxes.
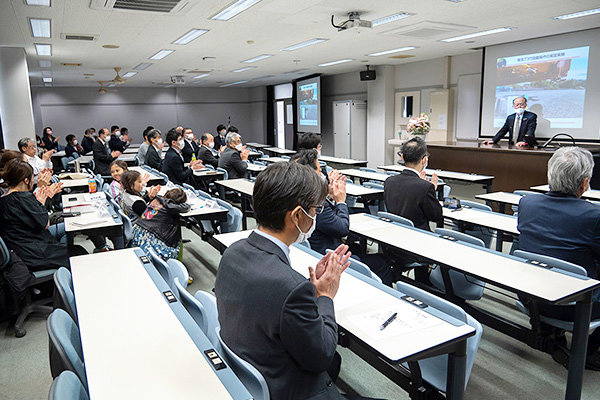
[407,113,431,136]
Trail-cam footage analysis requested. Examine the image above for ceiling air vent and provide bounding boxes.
[90,0,193,14]
[61,33,97,41]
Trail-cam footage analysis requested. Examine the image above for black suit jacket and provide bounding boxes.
[162,147,192,185]
[197,145,219,169]
[218,147,247,179]
[92,139,115,176]
[215,232,343,400]
[181,139,199,164]
[492,110,537,144]
[81,136,94,154]
[145,144,162,171]
[214,134,226,150]
[383,169,442,231]
[309,198,349,255]
[108,135,128,152]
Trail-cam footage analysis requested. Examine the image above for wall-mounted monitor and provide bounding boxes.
[296,75,321,134]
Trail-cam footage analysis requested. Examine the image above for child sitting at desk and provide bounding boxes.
[109,160,128,203]
[120,170,160,224]
[131,187,190,260]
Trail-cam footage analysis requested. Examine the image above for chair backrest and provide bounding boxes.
[166,259,189,293]
[194,290,220,348]
[216,198,242,233]
[204,164,215,171]
[173,277,208,334]
[254,160,266,167]
[217,167,229,180]
[281,155,290,160]
[386,170,400,176]
[94,174,104,187]
[298,240,311,250]
[196,189,211,199]
[61,157,74,171]
[394,281,482,392]
[434,228,485,247]
[359,167,377,173]
[216,328,270,400]
[183,183,196,193]
[514,190,538,197]
[54,268,78,322]
[513,250,587,277]
[46,309,87,389]
[102,183,111,197]
[148,248,170,283]
[51,175,60,184]
[460,200,492,212]
[362,181,384,190]
[326,249,381,283]
[48,370,89,400]
[0,237,11,270]
[117,209,133,245]
[135,155,142,166]
[377,211,414,227]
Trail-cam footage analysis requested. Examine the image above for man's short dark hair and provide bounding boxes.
[183,127,192,134]
[291,149,319,171]
[227,126,238,134]
[297,133,321,151]
[217,124,226,132]
[84,128,93,136]
[66,134,75,143]
[253,162,327,232]
[401,137,428,164]
[165,129,181,147]
[111,125,119,133]
[17,137,33,153]
[200,134,209,143]
[121,127,128,135]
[147,129,161,141]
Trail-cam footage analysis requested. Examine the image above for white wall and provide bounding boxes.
[31,86,267,144]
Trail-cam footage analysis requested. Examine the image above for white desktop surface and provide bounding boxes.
[70,249,234,400]
[193,169,225,178]
[531,185,600,201]
[343,169,391,182]
[346,183,383,197]
[215,179,255,196]
[246,163,267,173]
[157,185,227,218]
[264,147,296,155]
[68,155,93,165]
[379,165,493,182]
[475,192,523,206]
[441,205,519,235]
[319,155,367,166]
[59,177,91,189]
[129,166,162,182]
[61,193,121,232]
[259,156,288,163]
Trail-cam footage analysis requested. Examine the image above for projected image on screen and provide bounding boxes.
[299,82,319,126]
[494,46,589,129]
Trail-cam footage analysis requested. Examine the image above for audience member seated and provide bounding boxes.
[218,131,249,179]
[64,134,83,159]
[120,170,159,224]
[517,146,600,370]
[144,129,164,171]
[297,132,323,157]
[197,133,219,169]
[214,124,227,150]
[18,137,53,183]
[136,126,153,164]
[0,160,71,270]
[215,161,374,400]
[131,187,190,261]
[41,126,60,151]
[0,150,27,195]
[162,129,203,185]
[181,127,199,164]
[109,160,128,204]
[93,128,121,176]
[108,125,130,152]
[81,128,95,154]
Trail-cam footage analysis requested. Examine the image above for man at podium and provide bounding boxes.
[483,96,537,147]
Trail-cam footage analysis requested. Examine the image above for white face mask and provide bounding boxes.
[235,143,243,151]
[73,140,78,145]
[156,139,163,146]
[185,134,193,140]
[115,130,121,137]
[208,142,215,149]
[294,208,316,244]
[514,107,525,115]
[317,149,322,158]
[177,139,185,149]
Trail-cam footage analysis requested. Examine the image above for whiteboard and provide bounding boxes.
[456,74,481,140]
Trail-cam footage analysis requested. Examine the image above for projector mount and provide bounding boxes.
[331,12,373,31]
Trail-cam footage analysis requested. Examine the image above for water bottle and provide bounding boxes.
[191,153,197,162]
[88,177,97,193]
[75,158,81,173]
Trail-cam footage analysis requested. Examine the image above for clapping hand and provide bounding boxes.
[190,160,204,170]
[142,173,151,185]
[240,147,250,161]
[148,185,161,199]
[48,182,63,197]
[219,145,226,154]
[42,149,55,162]
[111,150,122,158]
[430,172,439,190]
[37,169,53,187]
[34,186,51,205]
[309,244,351,299]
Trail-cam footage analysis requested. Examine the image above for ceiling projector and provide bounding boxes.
[332,12,373,32]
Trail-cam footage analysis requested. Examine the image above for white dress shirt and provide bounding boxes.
[25,153,52,180]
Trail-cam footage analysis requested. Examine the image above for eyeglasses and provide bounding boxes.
[312,204,324,214]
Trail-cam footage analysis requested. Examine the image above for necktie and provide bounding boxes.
[513,115,521,143]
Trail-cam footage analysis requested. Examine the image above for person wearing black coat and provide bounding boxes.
[214,124,227,150]
[161,129,203,185]
[81,129,95,154]
[181,128,200,164]
[483,96,537,147]
[197,133,219,169]
[93,128,121,176]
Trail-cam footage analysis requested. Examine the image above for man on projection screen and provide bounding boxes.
[483,96,537,148]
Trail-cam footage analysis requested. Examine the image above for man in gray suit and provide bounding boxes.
[218,131,250,179]
[215,161,372,400]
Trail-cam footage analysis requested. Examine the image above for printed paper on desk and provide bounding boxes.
[83,193,105,202]
[349,305,443,340]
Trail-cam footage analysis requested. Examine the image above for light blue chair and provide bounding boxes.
[217,167,229,180]
[196,189,211,199]
[345,179,357,208]
[61,157,74,171]
[194,290,220,348]
[48,370,89,400]
[429,229,486,300]
[386,170,400,176]
[216,198,242,233]
[395,281,483,393]
[254,160,267,167]
[204,164,216,171]
[298,240,311,250]
[172,277,212,340]
[53,268,77,322]
[438,178,451,198]
[166,259,189,293]
[511,190,539,217]
[94,174,104,188]
[116,209,133,246]
[183,183,196,193]
[158,171,169,183]
[148,248,170,283]
[359,167,377,173]
[326,249,382,283]
[135,154,143,166]
[377,211,414,228]
[451,200,494,249]
[281,155,290,160]
[47,309,87,389]
[362,181,385,214]
[217,327,270,400]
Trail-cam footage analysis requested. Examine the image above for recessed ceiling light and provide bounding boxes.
[61,62,82,67]
[122,72,137,78]
[281,38,328,51]
[29,18,51,38]
[232,66,256,72]
[552,8,600,20]
[193,73,210,79]
[368,46,416,57]
[39,60,51,68]
[440,27,513,42]
[242,54,273,63]
[133,62,153,70]
[318,59,353,67]
[372,12,413,27]
[220,80,248,87]
[43,77,52,83]
[35,43,51,56]
[172,29,209,45]
[25,0,50,6]
[446,0,464,2]
[210,0,261,21]
[102,44,120,49]
[149,49,174,60]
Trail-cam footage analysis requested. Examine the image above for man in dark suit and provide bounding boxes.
[144,129,163,171]
[483,96,537,147]
[197,133,219,169]
[161,129,203,185]
[181,127,200,163]
[81,128,95,154]
[93,128,121,175]
[218,132,250,179]
[108,125,130,153]
[214,124,227,150]
[517,146,600,370]
[215,161,362,400]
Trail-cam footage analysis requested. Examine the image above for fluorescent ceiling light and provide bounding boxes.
[368,46,416,56]
[232,66,256,72]
[149,49,174,60]
[29,18,51,38]
[282,38,328,51]
[440,27,513,42]
[122,72,137,78]
[193,73,210,79]
[318,59,353,67]
[220,80,248,87]
[39,60,51,68]
[172,29,209,45]
[211,0,261,21]
[242,54,273,63]
[44,83,52,87]
[553,8,600,20]
[35,43,51,56]
[26,0,51,6]
[133,62,152,70]
[43,77,52,83]
[42,70,51,77]
[372,12,413,27]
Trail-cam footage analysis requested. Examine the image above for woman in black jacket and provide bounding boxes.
[41,126,60,151]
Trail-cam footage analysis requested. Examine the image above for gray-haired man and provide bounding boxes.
[218,132,250,179]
